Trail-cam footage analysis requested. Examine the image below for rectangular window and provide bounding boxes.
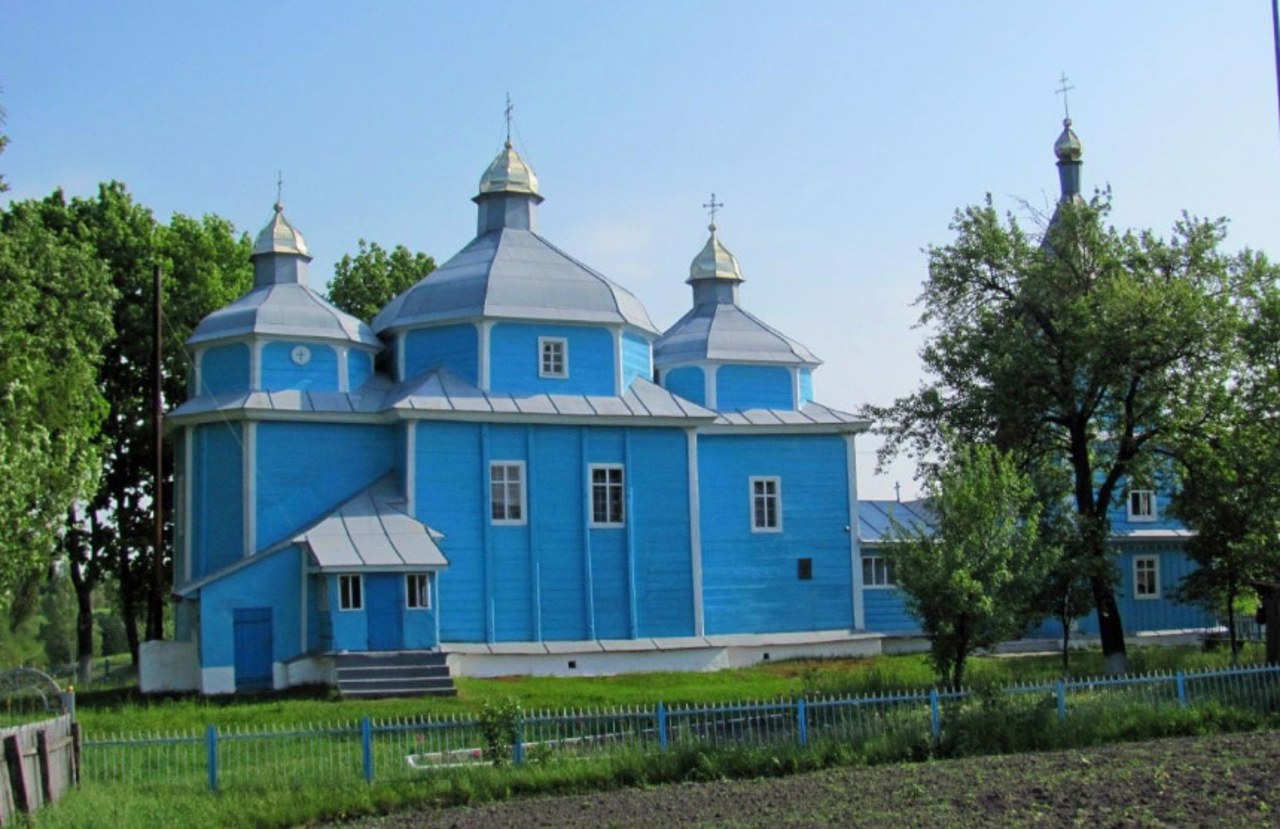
[750,477,782,532]
[539,337,568,378]
[1134,556,1159,599]
[406,573,430,610]
[862,555,896,588]
[590,464,625,526]
[338,574,362,611]
[1128,489,1157,522]
[490,461,526,524]
[797,558,813,580]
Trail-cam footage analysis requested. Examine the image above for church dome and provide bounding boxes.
[1054,118,1083,162]
[688,225,744,284]
[478,141,541,197]
[253,202,310,258]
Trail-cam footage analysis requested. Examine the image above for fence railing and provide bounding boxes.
[82,663,1280,792]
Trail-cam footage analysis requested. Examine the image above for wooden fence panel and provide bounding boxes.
[0,715,78,825]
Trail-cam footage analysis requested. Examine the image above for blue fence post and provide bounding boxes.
[656,702,668,752]
[1175,671,1188,708]
[205,725,218,792]
[929,689,941,741]
[1056,680,1067,721]
[513,714,525,765]
[361,717,374,783]
[796,698,808,747]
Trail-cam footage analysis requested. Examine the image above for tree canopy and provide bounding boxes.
[866,194,1263,671]
[887,443,1052,689]
[327,239,435,320]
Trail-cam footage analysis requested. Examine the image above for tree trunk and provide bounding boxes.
[1060,608,1071,675]
[1091,576,1128,674]
[1225,578,1239,666]
[1263,586,1280,666]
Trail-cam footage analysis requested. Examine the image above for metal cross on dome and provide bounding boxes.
[505,94,514,144]
[703,192,724,229]
[1056,72,1075,120]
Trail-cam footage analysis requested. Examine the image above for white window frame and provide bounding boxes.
[589,463,626,527]
[405,573,430,610]
[862,554,896,588]
[538,336,569,379]
[338,574,363,611]
[1127,489,1157,522]
[1134,555,1160,600]
[749,476,782,533]
[489,461,527,525]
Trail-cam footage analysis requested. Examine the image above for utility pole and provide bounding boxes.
[147,263,165,641]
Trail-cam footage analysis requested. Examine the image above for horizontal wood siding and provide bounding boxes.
[418,422,486,642]
[260,341,339,392]
[255,422,394,551]
[198,343,249,395]
[490,322,614,395]
[191,422,243,577]
[621,331,652,389]
[698,434,852,635]
[663,366,705,406]
[404,324,478,384]
[200,547,302,667]
[716,365,794,411]
[628,428,694,637]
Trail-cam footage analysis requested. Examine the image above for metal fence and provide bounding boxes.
[82,663,1280,792]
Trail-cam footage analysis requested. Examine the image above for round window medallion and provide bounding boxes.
[290,345,312,366]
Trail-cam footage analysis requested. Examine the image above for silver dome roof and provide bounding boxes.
[189,282,380,348]
[252,203,310,258]
[654,302,819,367]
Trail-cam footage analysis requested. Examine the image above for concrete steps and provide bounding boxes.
[334,651,456,698]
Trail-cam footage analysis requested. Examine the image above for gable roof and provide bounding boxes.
[297,475,448,571]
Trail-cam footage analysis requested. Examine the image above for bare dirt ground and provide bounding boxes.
[330,730,1280,828]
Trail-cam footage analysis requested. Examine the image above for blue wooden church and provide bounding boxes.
[143,120,1214,695]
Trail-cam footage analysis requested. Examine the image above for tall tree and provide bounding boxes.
[866,195,1251,672]
[0,198,114,598]
[328,239,434,320]
[887,443,1052,689]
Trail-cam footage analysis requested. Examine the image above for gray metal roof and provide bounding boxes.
[372,228,658,335]
[714,401,866,428]
[188,282,381,348]
[297,475,448,571]
[858,499,934,543]
[252,203,310,258]
[655,302,820,367]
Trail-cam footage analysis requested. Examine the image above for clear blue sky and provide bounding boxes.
[4,2,1277,498]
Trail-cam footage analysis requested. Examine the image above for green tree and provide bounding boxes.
[0,197,114,597]
[328,239,434,320]
[888,443,1053,689]
[866,195,1253,672]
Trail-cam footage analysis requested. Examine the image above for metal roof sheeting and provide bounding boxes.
[655,302,819,367]
[372,228,658,335]
[713,401,866,428]
[298,476,448,571]
[858,499,934,543]
[188,283,381,348]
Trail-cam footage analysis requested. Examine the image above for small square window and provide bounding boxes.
[1134,556,1159,599]
[750,477,782,532]
[539,337,568,379]
[406,573,430,610]
[797,558,813,580]
[590,464,625,526]
[339,574,363,611]
[1128,489,1157,522]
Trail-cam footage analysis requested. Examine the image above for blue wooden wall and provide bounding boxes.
[621,332,652,389]
[404,324,479,384]
[322,572,438,652]
[199,546,303,668]
[716,365,794,411]
[663,366,705,406]
[349,349,375,390]
[191,422,243,577]
[198,343,250,396]
[798,368,813,404]
[260,342,339,392]
[255,422,395,551]
[697,434,852,634]
[489,322,615,395]
[416,421,694,644]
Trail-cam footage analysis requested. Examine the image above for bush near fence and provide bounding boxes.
[81,663,1280,793]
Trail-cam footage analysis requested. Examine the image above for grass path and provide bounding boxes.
[332,729,1280,828]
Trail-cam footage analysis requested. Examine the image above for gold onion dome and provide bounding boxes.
[687,225,745,283]
[252,202,310,259]
[478,140,540,197]
[1054,118,1083,162]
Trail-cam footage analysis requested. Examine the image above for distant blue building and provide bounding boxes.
[144,121,1213,696]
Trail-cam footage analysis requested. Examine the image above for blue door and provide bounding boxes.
[366,574,403,651]
[233,607,272,692]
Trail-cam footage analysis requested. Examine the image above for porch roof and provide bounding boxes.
[298,476,448,571]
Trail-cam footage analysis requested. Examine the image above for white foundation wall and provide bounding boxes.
[138,640,200,693]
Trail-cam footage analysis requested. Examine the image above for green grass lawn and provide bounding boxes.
[72,642,1268,735]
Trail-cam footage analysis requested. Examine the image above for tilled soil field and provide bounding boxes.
[330,730,1280,828]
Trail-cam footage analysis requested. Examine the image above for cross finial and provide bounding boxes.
[894,481,901,502]
[275,171,284,212]
[505,93,514,146]
[702,192,724,231]
[1055,72,1075,121]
